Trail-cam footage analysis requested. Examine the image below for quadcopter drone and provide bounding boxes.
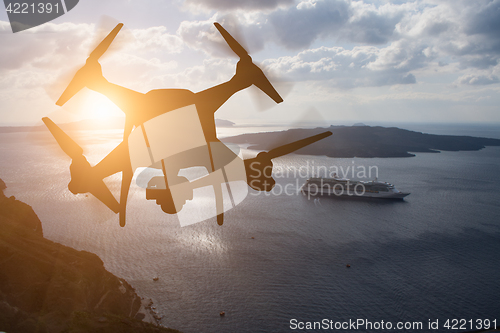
[43,22,331,227]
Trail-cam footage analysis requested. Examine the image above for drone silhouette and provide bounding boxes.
[43,22,332,227]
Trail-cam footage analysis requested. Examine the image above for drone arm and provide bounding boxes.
[195,77,248,116]
[92,141,129,180]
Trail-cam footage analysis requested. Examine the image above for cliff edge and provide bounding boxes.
[0,178,180,333]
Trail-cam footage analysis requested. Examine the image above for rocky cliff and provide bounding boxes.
[0,178,180,333]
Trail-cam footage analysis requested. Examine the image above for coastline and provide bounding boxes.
[0,178,179,333]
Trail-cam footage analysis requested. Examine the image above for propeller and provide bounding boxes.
[42,117,83,158]
[87,179,121,214]
[214,22,250,61]
[214,22,284,104]
[88,23,124,61]
[266,131,332,159]
[55,23,124,106]
[239,107,330,160]
[42,117,120,215]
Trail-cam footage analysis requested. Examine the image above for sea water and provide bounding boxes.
[0,124,499,333]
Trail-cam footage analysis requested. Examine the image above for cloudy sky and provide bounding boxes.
[1,0,500,126]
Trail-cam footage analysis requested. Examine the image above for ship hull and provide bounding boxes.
[300,187,410,199]
[300,178,410,200]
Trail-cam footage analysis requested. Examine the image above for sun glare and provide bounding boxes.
[82,94,123,120]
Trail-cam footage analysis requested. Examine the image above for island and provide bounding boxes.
[0,178,181,333]
[222,125,500,157]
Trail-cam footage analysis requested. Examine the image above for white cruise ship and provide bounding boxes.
[300,176,410,199]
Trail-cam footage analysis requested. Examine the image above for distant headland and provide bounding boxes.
[222,125,500,158]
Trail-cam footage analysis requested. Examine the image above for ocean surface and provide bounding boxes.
[1,123,499,333]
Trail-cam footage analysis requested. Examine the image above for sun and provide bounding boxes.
[82,94,123,120]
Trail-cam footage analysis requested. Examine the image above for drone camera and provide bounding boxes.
[146,176,192,214]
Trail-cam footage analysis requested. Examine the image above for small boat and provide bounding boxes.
[153,277,159,281]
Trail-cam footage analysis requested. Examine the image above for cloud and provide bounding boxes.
[128,26,184,54]
[260,0,500,87]
[230,0,500,73]
[0,21,184,89]
[177,0,407,55]
[0,21,93,73]
[458,0,500,68]
[405,0,500,70]
[177,0,407,53]
[266,0,411,49]
[269,0,351,49]
[339,1,406,44]
[177,18,225,56]
[263,42,426,88]
[177,14,268,60]
[174,3,439,90]
[464,0,500,39]
[161,57,235,91]
[184,0,294,11]
[101,53,178,91]
[455,74,500,86]
[366,40,435,72]
[0,21,184,70]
